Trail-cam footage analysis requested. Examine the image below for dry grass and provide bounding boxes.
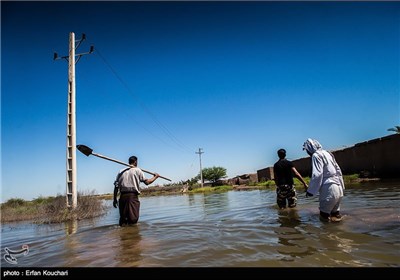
[1,191,108,224]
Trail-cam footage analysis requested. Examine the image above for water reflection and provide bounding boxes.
[114,225,143,267]
[203,192,230,216]
[65,219,78,235]
[1,182,399,267]
[275,208,316,261]
[276,208,301,247]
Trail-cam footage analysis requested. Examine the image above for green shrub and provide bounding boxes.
[3,198,27,208]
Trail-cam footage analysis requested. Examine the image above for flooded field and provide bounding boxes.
[1,181,399,268]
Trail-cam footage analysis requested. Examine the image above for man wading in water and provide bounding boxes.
[303,138,345,222]
[113,156,160,226]
[273,148,308,209]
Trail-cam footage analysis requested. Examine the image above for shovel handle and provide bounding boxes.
[92,152,171,181]
[140,169,172,182]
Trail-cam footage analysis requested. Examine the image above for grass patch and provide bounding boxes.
[343,174,362,184]
[1,191,107,224]
[189,185,234,193]
[2,174,370,224]
[250,174,364,189]
[251,180,276,189]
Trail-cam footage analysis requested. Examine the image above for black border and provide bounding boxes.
[1,267,397,279]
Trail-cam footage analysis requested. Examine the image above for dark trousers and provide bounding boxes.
[118,193,140,226]
[276,184,297,209]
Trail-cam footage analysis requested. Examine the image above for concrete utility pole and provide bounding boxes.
[196,148,204,188]
[54,32,94,209]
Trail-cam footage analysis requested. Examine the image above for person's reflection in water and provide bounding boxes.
[276,208,315,260]
[277,208,301,246]
[115,225,144,267]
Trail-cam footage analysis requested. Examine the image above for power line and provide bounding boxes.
[72,49,182,152]
[92,45,193,154]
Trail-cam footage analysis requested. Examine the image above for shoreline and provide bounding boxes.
[1,177,396,224]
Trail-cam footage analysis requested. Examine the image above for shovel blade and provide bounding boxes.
[76,145,93,157]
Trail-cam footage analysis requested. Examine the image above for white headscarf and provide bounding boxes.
[303,138,322,154]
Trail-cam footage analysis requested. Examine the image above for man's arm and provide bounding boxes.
[144,173,160,185]
[292,167,308,189]
[113,181,119,208]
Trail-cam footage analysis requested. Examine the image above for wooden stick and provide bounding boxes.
[91,152,172,182]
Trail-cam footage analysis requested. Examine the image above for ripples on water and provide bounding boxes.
[1,182,399,267]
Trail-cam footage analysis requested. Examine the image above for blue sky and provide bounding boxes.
[2,1,399,202]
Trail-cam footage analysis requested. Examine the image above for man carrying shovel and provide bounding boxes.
[113,155,160,226]
[76,145,170,226]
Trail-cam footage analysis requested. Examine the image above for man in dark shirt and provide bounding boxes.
[273,149,308,209]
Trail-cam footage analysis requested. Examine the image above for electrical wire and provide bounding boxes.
[91,45,194,154]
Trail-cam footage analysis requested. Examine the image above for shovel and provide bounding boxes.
[76,144,171,181]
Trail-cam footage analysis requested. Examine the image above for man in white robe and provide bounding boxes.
[303,138,345,222]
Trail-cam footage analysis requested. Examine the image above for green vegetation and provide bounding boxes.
[102,173,369,198]
[249,174,368,189]
[343,174,362,184]
[190,185,233,193]
[250,180,277,188]
[1,191,107,224]
[0,174,376,224]
[200,166,227,183]
[387,125,400,134]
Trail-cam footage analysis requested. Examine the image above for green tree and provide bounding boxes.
[387,126,400,134]
[200,166,227,183]
[186,177,199,187]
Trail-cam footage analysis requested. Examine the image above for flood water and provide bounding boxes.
[1,181,399,268]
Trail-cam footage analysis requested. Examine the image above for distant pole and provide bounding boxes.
[196,148,204,188]
[54,32,94,209]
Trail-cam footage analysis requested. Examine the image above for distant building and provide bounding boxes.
[257,167,274,182]
[257,133,400,181]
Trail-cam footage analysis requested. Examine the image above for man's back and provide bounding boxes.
[117,167,145,194]
[274,159,294,186]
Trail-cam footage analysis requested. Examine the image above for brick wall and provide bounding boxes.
[258,134,400,180]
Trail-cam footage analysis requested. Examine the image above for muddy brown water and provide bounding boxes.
[1,181,399,267]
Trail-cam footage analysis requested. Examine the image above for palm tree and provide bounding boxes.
[387,126,400,134]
